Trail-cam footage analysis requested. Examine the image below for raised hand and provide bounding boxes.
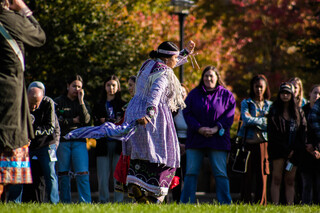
[185,40,195,53]
[78,89,85,105]
[136,116,150,128]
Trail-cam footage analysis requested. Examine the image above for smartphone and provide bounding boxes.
[285,161,293,171]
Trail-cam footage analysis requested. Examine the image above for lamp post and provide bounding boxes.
[171,0,194,83]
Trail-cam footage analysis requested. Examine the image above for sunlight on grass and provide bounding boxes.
[0,203,320,213]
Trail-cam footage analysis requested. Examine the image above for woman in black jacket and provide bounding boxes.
[55,74,92,203]
[267,82,307,205]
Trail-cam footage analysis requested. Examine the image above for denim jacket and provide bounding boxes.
[238,98,272,141]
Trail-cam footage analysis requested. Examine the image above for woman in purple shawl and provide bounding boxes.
[123,41,195,203]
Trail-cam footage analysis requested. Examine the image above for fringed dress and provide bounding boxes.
[123,54,188,198]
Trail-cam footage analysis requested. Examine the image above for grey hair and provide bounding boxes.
[28,81,45,95]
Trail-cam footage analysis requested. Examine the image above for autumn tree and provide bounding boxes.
[223,0,320,99]
[25,0,169,103]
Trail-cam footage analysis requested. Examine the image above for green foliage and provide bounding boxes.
[24,0,166,103]
[1,203,320,213]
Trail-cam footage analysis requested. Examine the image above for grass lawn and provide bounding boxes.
[1,203,320,213]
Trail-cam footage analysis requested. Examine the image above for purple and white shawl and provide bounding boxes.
[63,121,137,142]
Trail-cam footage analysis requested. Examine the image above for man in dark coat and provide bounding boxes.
[25,82,60,203]
[0,0,45,198]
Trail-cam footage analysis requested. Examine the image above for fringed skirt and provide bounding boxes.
[126,159,176,198]
[0,145,32,184]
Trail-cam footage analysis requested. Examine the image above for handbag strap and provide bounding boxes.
[0,21,25,71]
[241,124,249,147]
[235,118,242,134]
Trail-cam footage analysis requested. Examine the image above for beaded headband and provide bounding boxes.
[157,49,179,56]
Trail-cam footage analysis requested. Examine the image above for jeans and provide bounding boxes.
[30,144,59,203]
[7,144,59,204]
[97,141,123,203]
[57,141,91,203]
[180,149,232,204]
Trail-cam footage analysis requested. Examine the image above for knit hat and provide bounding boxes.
[279,82,294,94]
[28,81,45,95]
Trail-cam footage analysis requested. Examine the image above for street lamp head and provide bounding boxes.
[171,0,194,14]
[170,0,194,83]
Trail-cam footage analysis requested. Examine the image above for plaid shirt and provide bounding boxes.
[309,99,320,142]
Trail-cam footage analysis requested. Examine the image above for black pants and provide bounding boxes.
[22,159,46,202]
[240,143,263,203]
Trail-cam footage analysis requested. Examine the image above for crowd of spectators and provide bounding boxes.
[1,0,320,206]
